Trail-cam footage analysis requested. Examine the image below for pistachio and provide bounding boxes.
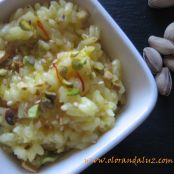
[72,59,87,70]
[155,67,172,96]
[148,0,174,8]
[39,156,57,165]
[19,20,33,31]
[23,56,35,65]
[148,36,174,55]
[164,55,174,72]
[33,155,58,166]
[67,88,80,96]
[28,104,40,118]
[164,22,174,42]
[143,47,162,74]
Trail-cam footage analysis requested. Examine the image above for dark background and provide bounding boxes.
[81,0,174,173]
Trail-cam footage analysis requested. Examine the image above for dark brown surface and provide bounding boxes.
[81,0,174,173]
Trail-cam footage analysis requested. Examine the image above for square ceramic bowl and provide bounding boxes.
[0,0,157,174]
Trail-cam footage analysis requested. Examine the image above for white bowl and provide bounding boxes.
[0,0,157,174]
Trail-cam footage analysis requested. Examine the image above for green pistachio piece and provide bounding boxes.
[67,88,80,96]
[41,156,58,165]
[72,59,87,70]
[33,155,58,167]
[19,19,33,31]
[28,104,39,118]
[23,56,35,65]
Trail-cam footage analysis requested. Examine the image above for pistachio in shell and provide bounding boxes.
[148,36,174,55]
[143,47,163,74]
[155,67,172,96]
[148,0,174,8]
[164,55,174,72]
[164,22,174,42]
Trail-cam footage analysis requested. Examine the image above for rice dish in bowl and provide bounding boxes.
[0,0,125,172]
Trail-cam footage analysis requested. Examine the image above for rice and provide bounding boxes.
[0,0,125,171]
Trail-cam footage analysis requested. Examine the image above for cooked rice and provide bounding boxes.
[0,0,125,170]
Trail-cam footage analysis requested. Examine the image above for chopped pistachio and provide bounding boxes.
[72,59,83,70]
[19,19,33,31]
[23,56,35,65]
[40,156,58,165]
[28,104,39,118]
[67,88,80,96]
[23,56,30,64]
[33,155,58,167]
[72,59,87,70]
[0,69,8,76]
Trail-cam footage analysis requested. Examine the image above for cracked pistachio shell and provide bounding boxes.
[155,67,172,96]
[148,36,174,55]
[164,22,174,42]
[148,0,174,8]
[164,55,174,72]
[143,47,163,74]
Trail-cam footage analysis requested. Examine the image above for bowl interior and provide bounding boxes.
[0,0,157,174]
